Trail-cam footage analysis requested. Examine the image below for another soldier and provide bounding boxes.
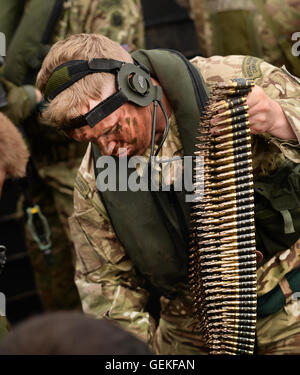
[36,33,300,354]
[0,0,145,311]
[0,113,29,341]
[179,0,300,76]
[0,311,152,354]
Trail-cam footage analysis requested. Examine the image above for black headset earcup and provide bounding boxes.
[117,63,156,106]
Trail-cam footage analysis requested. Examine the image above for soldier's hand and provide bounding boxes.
[247,85,296,140]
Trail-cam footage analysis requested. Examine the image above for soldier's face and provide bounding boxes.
[69,99,153,157]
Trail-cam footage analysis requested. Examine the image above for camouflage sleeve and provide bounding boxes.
[57,0,145,52]
[68,173,156,346]
[191,55,300,161]
[257,238,300,296]
[253,60,300,146]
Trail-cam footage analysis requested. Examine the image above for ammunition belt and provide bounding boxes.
[189,78,257,355]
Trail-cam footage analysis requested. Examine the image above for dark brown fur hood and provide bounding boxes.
[0,112,29,177]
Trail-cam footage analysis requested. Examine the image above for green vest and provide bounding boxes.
[92,50,300,315]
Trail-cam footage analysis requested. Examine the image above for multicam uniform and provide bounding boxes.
[0,0,145,311]
[69,55,300,354]
[187,0,300,76]
[55,0,145,52]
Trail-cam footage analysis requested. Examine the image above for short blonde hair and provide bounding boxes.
[36,33,133,127]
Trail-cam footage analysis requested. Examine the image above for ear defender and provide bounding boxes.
[117,62,157,107]
[43,58,162,131]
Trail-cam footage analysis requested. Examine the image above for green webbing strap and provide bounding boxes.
[280,209,295,234]
[252,0,300,77]
[132,49,209,155]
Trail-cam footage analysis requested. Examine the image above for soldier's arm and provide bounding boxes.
[68,178,156,347]
[246,59,300,143]
[246,85,297,140]
[192,55,300,160]
[250,59,300,161]
[0,78,40,127]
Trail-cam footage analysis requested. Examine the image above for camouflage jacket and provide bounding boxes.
[55,0,145,53]
[69,55,300,344]
[189,0,300,76]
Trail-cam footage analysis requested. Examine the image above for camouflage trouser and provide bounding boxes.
[153,289,300,355]
[25,160,82,311]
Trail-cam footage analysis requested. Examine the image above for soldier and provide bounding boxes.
[0,113,29,341]
[0,0,145,311]
[179,0,300,77]
[36,33,300,354]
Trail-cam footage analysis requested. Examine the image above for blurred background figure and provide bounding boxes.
[0,311,152,355]
[177,0,300,76]
[0,113,29,197]
[0,0,145,314]
[0,112,29,341]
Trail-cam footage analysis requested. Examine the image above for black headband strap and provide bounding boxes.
[86,89,128,127]
[61,89,128,131]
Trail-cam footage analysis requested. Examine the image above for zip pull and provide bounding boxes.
[26,205,54,265]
